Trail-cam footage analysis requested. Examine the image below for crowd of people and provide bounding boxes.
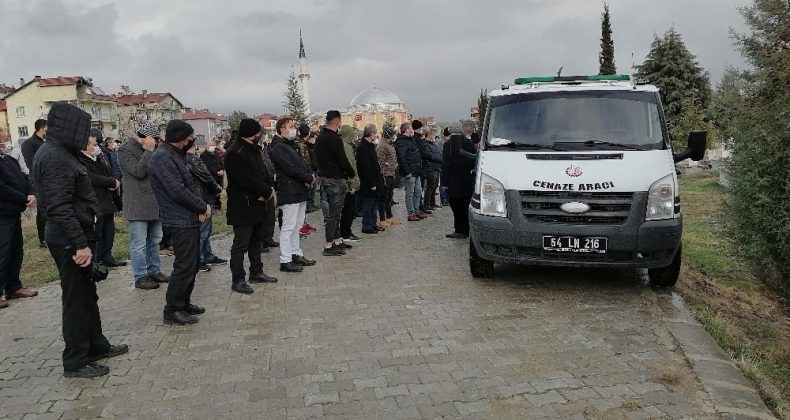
[0,104,479,378]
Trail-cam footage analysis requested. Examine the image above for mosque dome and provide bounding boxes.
[349,87,403,106]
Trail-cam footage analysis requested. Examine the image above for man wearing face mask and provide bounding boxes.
[200,140,224,188]
[148,120,211,325]
[78,129,122,268]
[357,124,385,234]
[270,117,316,272]
[224,118,277,294]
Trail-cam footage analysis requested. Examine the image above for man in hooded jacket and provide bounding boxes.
[32,102,127,378]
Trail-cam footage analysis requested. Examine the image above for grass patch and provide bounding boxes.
[678,174,790,419]
[20,205,232,288]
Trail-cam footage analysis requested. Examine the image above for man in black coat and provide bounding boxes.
[270,117,316,273]
[394,123,426,221]
[357,124,385,234]
[224,118,278,294]
[32,102,127,378]
[149,120,211,325]
[441,127,478,238]
[0,129,39,309]
[314,110,356,256]
[187,144,225,270]
[200,140,224,187]
[78,129,124,269]
[21,118,48,248]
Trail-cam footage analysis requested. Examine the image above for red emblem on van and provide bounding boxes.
[565,165,583,177]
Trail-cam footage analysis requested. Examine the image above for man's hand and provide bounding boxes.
[371,186,377,191]
[198,204,211,222]
[26,195,36,207]
[142,137,156,151]
[406,173,412,179]
[73,247,92,268]
[217,170,225,176]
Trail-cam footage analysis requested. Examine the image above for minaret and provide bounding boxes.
[298,31,311,116]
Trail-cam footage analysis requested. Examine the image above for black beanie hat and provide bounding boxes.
[238,118,262,138]
[165,119,194,143]
[411,120,423,130]
[442,127,451,137]
[298,123,311,138]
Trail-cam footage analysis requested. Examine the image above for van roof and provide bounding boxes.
[490,81,659,98]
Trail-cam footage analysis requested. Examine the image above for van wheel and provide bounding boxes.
[470,240,494,278]
[648,244,681,288]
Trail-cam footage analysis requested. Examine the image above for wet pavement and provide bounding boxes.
[0,204,775,419]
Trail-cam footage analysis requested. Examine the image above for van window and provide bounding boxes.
[485,91,666,150]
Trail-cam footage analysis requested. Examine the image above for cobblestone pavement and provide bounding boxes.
[0,204,775,419]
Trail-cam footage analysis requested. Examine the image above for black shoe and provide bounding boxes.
[88,344,129,362]
[264,241,279,248]
[322,246,345,256]
[446,232,469,239]
[198,263,211,272]
[361,229,378,234]
[423,209,433,214]
[135,277,160,290]
[249,273,278,283]
[392,201,399,205]
[376,226,386,232]
[184,303,205,315]
[103,259,127,268]
[39,241,48,249]
[336,242,352,249]
[163,310,199,325]
[149,272,170,283]
[64,362,109,378]
[280,262,303,273]
[343,234,362,242]
[292,255,316,266]
[261,247,270,253]
[206,257,227,265]
[232,282,254,294]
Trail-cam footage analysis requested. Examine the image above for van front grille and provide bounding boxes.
[520,191,634,225]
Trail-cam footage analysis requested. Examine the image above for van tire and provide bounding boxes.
[648,244,681,288]
[470,240,494,278]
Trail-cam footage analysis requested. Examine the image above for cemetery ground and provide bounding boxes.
[7,173,787,418]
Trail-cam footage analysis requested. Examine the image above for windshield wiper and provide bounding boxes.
[581,140,645,150]
[486,142,568,151]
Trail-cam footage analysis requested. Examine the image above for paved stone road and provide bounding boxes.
[0,205,775,419]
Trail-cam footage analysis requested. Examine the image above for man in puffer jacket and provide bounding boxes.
[148,120,211,326]
[269,117,317,273]
[394,123,426,221]
[32,102,127,379]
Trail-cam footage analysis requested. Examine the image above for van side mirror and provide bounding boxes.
[673,130,707,163]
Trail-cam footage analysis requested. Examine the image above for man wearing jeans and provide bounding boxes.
[314,111,355,256]
[186,144,225,272]
[118,121,169,290]
[269,117,316,272]
[395,123,426,222]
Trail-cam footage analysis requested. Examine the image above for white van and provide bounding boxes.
[469,74,706,287]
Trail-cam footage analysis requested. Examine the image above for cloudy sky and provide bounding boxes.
[0,0,750,121]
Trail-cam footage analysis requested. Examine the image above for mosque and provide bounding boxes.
[297,34,411,134]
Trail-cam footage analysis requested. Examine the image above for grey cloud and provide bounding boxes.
[0,0,750,121]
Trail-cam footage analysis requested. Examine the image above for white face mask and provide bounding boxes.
[91,146,102,157]
[207,146,216,153]
[374,139,380,145]
[287,128,297,140]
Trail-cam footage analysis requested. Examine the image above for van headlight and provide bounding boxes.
[646,174,675,220]
[480,173,507,217]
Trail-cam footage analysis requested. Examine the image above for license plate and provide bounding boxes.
[543,236,608,253]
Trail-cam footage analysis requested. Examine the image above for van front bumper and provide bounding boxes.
[469,193,682,269]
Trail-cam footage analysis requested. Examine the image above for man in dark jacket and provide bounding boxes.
[21,118,48,248]
[314,110,356,256]
[441,127,478,238]
[305,130,320,213]
[270,117,316,273]
[357,124,385,234]
[118,121,169,289]
[148,120,211,326]
[78,129,125,269]
[224,118,278,294]
[394,123,426,221]
[32,102,127,378]
[187,144,225,271]
[0,129,39,309]
[199,140,224,187]
[420,130,443,211]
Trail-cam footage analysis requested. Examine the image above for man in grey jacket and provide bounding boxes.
[118,121,169,290]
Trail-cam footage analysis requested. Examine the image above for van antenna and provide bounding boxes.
[556,66,563,77]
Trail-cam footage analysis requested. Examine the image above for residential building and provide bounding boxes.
[182,109,230,146]
[2,76,118,143]
[116,90,183,140]
[0,84,13,136]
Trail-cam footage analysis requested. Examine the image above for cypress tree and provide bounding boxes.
[283,68,309,127]
[598,3,617,75]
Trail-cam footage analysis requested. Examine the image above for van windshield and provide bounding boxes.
[485,90,666,150]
